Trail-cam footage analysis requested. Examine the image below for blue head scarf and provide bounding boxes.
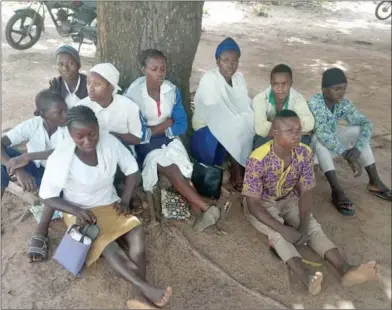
[55,45,81,66]
[215,37,241,60]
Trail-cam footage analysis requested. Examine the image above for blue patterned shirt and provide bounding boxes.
[308,93,373,155]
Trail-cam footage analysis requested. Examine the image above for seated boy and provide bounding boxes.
[242,110,379,295]
[252,64,314,149]
[308,68,391,216]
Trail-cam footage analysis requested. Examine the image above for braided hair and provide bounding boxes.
[66,105,98,130]
[140,49,167,67]
[34,89,65,117]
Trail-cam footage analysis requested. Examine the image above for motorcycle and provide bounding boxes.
[5,1,97,51]
[375,1,392,20]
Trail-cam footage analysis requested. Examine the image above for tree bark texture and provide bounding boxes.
[97,1,204,123]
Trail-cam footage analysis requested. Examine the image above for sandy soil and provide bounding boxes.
[1,1,391,309]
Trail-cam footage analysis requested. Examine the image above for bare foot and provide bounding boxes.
[153,286,172,307]
[341,261,379,287]
[126,299,157,309]
[308,272,323,295]
[143,286,172,308]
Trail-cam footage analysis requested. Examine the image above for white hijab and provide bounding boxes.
[90,63,122,94]
[193,67,255,166]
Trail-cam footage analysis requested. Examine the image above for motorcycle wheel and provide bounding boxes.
[5,11,43,50]
[375,1,392,20]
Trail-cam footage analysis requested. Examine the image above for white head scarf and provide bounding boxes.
[90,63,122,94]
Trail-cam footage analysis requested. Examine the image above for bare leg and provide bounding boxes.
[286,257,323,295]
[325,170,355,215]
[103,233,172,307]
[158,164,208,214]
[120,226,146,300]
[229,157,244,191]
[28,205,54,262]
[324,248,379,286]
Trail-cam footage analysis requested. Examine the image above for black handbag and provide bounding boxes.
[191,162,224,200]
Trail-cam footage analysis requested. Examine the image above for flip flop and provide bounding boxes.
[192,201,231,232]
[368,188,392,201]
[269,243,322,268]
[331,193,355,216]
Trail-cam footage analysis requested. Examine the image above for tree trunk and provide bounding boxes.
[97,1,204,123]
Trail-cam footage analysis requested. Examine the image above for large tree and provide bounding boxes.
[97,1,204,121]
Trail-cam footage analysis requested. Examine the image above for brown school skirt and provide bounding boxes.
[63,203,141,267]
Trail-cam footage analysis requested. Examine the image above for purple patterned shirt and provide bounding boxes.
[242,141,315,201]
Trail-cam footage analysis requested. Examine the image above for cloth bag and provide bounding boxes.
[191,162,223,200]
[53,224,99,276]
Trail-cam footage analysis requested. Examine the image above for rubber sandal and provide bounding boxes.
[332,199,355,216]
[27,234,48,262]
[368,188,392,201]
[192,206,220,232]
[269,242,322,267]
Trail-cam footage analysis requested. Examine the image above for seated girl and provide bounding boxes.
[1,89,68,198]
[39,106,172,309]
[77,62,142,146]
[190,37,255,192]
[49,45,88,108]
[124,49,229,232]
[28,63,143,263]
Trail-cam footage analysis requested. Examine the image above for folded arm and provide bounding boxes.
[252,93,272,137]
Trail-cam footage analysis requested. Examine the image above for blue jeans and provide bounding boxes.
[252,135,312,150]
[1,147,45,189]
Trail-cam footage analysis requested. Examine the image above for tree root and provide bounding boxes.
[166,225,289,309]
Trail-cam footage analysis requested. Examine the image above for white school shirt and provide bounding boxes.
[124,77,177,126]
[5,117,68,168]
[76,94,142,138]
[39,132,139,208]
[64,76,82,108]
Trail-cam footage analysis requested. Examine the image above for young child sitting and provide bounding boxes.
[49,45,88,108]
[39,105,172,309]
[242,109,379,295]
[1,89,68,198]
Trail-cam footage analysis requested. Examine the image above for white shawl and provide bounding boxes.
[193,68,255,166]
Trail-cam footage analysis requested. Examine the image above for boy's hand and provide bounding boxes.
[7,154,30,175]
[295,227,308,246]
[15,169,37,192]
[343,147,361,162]
[281,226,302,244]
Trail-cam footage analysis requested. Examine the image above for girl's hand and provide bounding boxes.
[75,208,96,225]
[7,154,30,175]
[15,169,37,192]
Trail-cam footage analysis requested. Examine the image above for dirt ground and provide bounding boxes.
[1,1,391,309]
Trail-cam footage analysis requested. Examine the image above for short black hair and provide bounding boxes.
[140,49,167,67]
[34,89,65,116]
[271,64,293,80]
[276,109,299,119]
[66,105,98,129]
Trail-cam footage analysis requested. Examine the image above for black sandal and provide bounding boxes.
[368,188,392,201]
[27,234,48,263]
[332,196,355,216]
